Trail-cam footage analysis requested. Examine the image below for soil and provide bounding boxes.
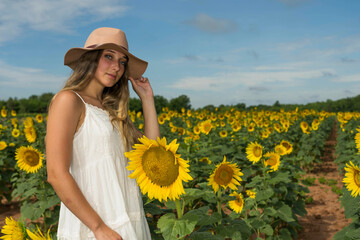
[0,121,351,239]
[297,121,351,240]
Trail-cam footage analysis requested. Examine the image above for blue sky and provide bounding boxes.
[0,0,359,108]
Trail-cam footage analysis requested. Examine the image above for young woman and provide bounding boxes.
[46,27,160,240]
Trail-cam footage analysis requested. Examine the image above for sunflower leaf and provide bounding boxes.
[157,212,198,240]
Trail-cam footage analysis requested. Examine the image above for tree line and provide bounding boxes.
[1,92,360,114]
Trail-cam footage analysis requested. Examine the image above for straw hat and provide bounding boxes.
[64,27,148,79]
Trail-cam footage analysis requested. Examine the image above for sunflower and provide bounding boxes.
[355,128,360,152]
[158,116,165,125]
[26,225,51,240]
[208,156,243,193]
[193,126,201,135]
[1,107,7,118]
[15,146,44,173]
[264,152,281,172]
[35,114,43,123]
[23,117,34,128]
[11,118,18,127]
[300,121,309,134]
[232,123,241,132]
[343,161,360,197]
[246,142,263,164]
[279,140,292,154]
[12,128,20,138]
[0,217,25,240]
[11,110,16,117]
[24,127,37,143]
[228,192,244,214]
[200,120,212,135]
[274,144,287,156]
[125,136,193,202]
[199,157,212,164]
[246,189,256,199]
[0,141,7,151]
[219,130,228,138]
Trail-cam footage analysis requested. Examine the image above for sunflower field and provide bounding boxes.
[1,105,360,239]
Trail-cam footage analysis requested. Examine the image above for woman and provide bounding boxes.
[46,27,160,240]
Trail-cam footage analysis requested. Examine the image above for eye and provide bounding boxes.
[104,54,113,60]
[119,60,128,66]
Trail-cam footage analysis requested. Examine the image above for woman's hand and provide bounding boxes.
[93,223,123,240]
[129,76,154,100]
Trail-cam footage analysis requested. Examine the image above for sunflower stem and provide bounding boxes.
[217,189,222,224]
[175,199,183,219]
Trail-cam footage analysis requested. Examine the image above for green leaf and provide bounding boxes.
[197,212,221,226]
[144,203,164,215]
[279,228,292,240]
[276,203,295,223]
[261,224,274,236]
[263,207,277,216]
[268,172,291,185]
[341,187,360,219]
[255,187,274,201]
[190,232,223,240]
[157,212,198,240]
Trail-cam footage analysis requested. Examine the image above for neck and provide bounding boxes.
[82,79,104,100]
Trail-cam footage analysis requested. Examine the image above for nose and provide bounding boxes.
[112,61,120,72]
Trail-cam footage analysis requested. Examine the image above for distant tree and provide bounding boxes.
[154,95,169,113]
[129,97,142,113]
[169,95,191,112]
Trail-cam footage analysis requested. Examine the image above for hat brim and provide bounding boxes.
[64,43,148,79]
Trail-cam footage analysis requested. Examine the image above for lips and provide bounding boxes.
[107,73,116,80]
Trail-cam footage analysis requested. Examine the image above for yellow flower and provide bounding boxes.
[1,107,7,118]
[0,141,7,150]
[125,136,193,202]
[11,110,16,117]
[12,128,20,138]
[158,116,165,125]
[264,152,281,172]
[232,123,241,132]
[199,157,212,164]
[247,123,255,132]
[274,144,287,156]
[219,130,228,138]
[0,217,25,240]
[280,140,293,155]
[200,120,212,135]
[24,126,37,143]
[343,161,360,197]
[23,117,34,128]
[355,128,360,152]
[246,189,256,199]
[138,123,144,130]
[15,146,44,173]
[9,143,15,147]
[26,225,51,240]
[229,192,244,214]
[35,114,43,123]
[208,156,243,193]
[11,118,18,127]
[246,142,263,164]
[193,126,201,135]
[300,121,309,134]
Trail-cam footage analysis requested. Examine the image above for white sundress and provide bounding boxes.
[57,91,151,240]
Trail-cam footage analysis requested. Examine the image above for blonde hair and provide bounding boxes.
[54,50,141,150]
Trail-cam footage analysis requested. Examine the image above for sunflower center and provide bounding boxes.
[235,196,243,207]
[354,170,360,187]
[267,157,277,166]
[24,150,40,166]
[142,146,179,187]
[253,146,262,158]
[214,165,234,186]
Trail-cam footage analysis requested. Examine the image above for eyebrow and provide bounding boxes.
[105,49,127,58]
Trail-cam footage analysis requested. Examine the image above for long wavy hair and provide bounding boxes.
[53,50,141,150]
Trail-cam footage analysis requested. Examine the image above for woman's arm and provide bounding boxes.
[129,77,160,140]
[46,91,122,240]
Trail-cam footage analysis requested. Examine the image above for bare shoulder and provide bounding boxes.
[49,90,84,115]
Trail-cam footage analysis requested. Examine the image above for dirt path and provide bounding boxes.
[297,121,351,240]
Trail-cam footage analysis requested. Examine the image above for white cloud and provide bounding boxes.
[168,68,334,91]
[0,0,128,43]
[0,60,64,90]
[184,13,237,34]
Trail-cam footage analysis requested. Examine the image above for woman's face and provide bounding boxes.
[92,49,128,88]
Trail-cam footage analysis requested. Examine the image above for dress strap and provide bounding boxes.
[71,90,86,105]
